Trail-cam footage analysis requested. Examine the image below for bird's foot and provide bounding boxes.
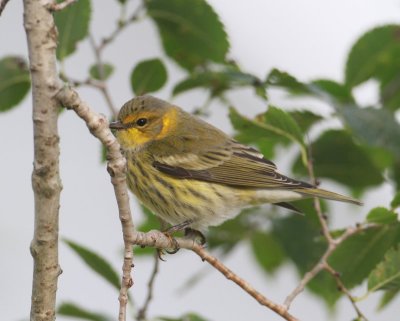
[184,228,206,246]
[158,220,194,257]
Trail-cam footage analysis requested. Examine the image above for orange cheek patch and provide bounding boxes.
[157,108,178,139]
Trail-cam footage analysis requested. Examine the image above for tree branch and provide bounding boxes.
[23,1,63,320]
[47,0,76,12]
[128,230,298,321]
[55,87,135,321]
[0,0,11,16]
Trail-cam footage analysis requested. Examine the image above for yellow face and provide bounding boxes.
[114,107,178,151]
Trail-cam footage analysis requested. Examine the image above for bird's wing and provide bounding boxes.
[152,141,313,189]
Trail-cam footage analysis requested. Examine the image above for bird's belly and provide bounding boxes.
[126,162,246,231]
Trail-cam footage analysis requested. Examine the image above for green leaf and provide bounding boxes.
[130,58,167,95]
[147,0,229,71]
[310,79,355,105]
[329,224,400,288]
[157,313,209,321]
[368,246,400,292]
[54,0,91,60]
[0,56,30,112]
[89,63,114,81]
[135,206,161,256]
[362,145,395,172]
[378,289,400,310]
[229,107,283,143]
[173,68,263,97]
[367,207,398,225]
[391,191,400,209]
[267,69,355,106]
[288,110,323,133]
[250,231,285,274]
[393,160,400,191]
[272,216,324,272]
[58,302,112,321]
[380,73,400,111]
[345,25,400,88]
[230,106,307,164]
[266,68,311,95]
[341,106,400,158]
[293,129,383,191]
[63,239,121,290]
[262,106,305,149]
[208,208,255,253]
[138,206,161,232]
[272,215,340,306]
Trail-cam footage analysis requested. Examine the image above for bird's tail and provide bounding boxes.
[294,188,363,206]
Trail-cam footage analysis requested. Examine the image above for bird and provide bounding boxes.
[109,95,361,239]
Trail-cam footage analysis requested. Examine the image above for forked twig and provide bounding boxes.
[283,144,369,320]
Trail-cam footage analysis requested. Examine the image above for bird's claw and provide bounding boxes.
[185,228,206,246]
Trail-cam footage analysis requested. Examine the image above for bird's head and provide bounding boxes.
[110,95,178,151]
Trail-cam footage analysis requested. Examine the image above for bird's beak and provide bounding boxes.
[109,120,125,130]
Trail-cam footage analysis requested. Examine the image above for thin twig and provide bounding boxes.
[88,34,118,117]
[59,72,106,90]
[283,223,368,308]
[324,264,369,321]
[283,143,369,319]
[137,252,160,321]
[0,0,10,16]
[192,245,299,321]
[47,0,76,12]
[98,2,144,52]
[55,87,135,321]
[306,150,333,243]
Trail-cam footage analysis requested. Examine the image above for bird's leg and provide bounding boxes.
[165,219,194,233]
[184,228,206,246]
[160,219,194,255]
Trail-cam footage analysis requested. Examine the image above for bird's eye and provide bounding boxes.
[136,118,147,127]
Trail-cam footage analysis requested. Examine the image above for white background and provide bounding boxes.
[0,1,399,320]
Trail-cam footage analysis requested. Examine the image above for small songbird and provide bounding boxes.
[110,96,361,235]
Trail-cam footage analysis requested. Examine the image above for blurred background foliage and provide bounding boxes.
[2,0,400,320]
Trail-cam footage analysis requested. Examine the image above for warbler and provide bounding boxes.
[110,96,361,234]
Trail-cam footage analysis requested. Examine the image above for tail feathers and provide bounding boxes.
[294,188,363,206]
